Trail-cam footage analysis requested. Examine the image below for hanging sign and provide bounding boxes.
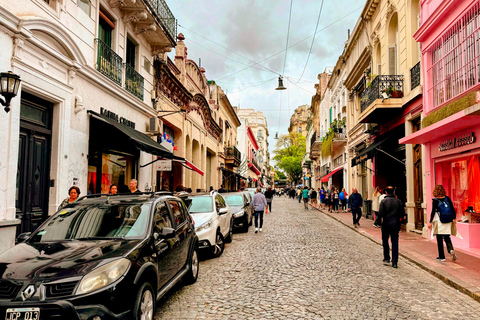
[157,160,172,171]
[439,132,475,152]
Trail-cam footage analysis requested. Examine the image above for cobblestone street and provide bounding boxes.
[155,197,480,319]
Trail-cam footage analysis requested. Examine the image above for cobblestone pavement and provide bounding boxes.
[155,197,480,319]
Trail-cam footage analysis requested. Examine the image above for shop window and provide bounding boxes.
[88,153,133,194]
[435,154,480,222]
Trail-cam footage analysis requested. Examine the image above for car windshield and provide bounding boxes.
[184,196,213,213]
[29,203,151,242]
[223,195,244,206]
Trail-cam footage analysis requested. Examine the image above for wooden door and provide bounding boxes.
[413,144,424,229]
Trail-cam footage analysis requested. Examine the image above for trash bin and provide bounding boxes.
[364,200,372,219]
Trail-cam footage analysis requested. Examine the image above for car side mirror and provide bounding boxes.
[16,232,31,244]
[158,227,175,239]
[218,208,228,215]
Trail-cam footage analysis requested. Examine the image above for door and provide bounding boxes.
[168,200,192,271]
[215,195,228,237]
[413,144,424,229]
[16,93,52,235]
[153,201,177,289]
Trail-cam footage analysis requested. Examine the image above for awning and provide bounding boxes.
[88,110,173,158]
[185,160,204,176]
[350,135,390,167]
[248,163,261,175]
[321,167,343,182]
[221,167,247,180]
[253,179,263,187]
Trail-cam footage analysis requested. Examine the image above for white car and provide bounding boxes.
[181,192,233,257]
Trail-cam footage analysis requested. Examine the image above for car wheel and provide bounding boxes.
[225,219,233,243]
[183,246,199,285]
[133,282,155,320]
[211,232,225,258]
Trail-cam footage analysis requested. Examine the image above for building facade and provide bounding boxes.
[401,0,480,251]
[288,104,310,137]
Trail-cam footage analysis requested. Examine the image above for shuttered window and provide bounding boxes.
[388,45,397,75]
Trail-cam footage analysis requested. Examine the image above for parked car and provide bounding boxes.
[180,192,233,258]
[245,188,257,198]
[0,192,199,320]
[223,192,253,232]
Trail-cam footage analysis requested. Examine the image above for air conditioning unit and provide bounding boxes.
[364,123,379,134]
[149,117,160,134]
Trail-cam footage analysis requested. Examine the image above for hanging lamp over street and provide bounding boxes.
[274,132,279,139]
[275,76,287,90]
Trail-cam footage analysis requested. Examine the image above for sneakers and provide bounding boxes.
[374,224,380,228]
[436,257,446,262]
[383,259,390,265]
[450,250,457,261]
[354,223,358,228]
[259,228,262,232]
[255,228,258,233]
[392,263,398,268]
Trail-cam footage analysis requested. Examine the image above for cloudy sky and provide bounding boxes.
[165,0,364,154]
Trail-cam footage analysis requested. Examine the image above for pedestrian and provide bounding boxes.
[333,188,340,213]
[265,187,274,212]
[325,186,331,212]
[329,186,336,212]
[372,186,383,228]
[209,186,214,192]
[186,187,193,193]
[348,188,363,228]
[251,187,267,233]
[129,179,142,193]
[319,187,326,208]
[378,186,405,268]
[109,184,118,195]
[302,186,310,209]
[297,188,302,203]
[310,188,318,208]
[175,184,185,193]
[218,184,227,193]
[428,185,460,262]
[339,187,348,212]
[58,186,80,210]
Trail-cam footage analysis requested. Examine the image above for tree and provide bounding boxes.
[273,133,306,184]
[276,171,287,180]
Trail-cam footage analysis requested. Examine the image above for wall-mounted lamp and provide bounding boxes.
[0,71,21,113]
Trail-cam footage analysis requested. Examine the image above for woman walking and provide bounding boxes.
[265,187,274,212]
[333,188,340,213]
[319,187,326,208]
[428,185,459,262]
[372,186,383,228]
[339,188,348,212]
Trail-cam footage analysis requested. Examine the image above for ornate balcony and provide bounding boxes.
[125,63,144,100]
[224,146,241,167]
[411,62,421,90]
[358,75,404,124]
[96,39,123,85]
[333,154,345,168]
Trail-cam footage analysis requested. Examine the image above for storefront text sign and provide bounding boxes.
[100,107,136,129]
[157,160,172,171]
[439,132,475,152]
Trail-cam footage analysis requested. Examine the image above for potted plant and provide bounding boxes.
[386,86,403,98]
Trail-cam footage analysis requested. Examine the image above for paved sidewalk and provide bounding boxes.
[310,203,480,303]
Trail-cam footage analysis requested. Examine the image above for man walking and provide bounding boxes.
[251,187,267,233]
[302,186,310,210]
[378,186,405,268]
[348,188,363,228]
[310,188,317,208]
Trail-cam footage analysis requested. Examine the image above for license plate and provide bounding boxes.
[5,308,39,320]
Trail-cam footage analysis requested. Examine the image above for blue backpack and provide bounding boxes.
[437,196,456,223]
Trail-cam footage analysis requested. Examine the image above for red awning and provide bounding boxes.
[185,160,204,176]
[253,179,263,187]
[321,167,342,183]
[248,163,261,175]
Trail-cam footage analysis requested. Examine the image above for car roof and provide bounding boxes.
[74,192,178,205]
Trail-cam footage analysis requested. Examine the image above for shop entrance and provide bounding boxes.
[16,92,52,235]
[413,144,424,229]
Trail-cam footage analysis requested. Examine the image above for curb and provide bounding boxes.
[309,204,480,304]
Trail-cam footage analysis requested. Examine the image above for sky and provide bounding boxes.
[164,0,364,158]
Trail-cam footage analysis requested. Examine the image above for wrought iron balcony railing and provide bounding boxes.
[125,63,144,100]
[225,146,241,163]
[310,131,317,149]
[411,62,421,90]
[360,75,404,113]
[96,39,123,85]
[145,0,177,42]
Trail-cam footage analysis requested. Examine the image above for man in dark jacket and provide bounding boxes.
[348,188,363,228]
[378,186,405,268]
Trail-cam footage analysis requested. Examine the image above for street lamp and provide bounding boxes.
[0,71,21,113]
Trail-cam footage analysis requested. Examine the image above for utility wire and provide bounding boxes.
[294,0,325,84]
[228,77,278,94]
[282,0,294,76]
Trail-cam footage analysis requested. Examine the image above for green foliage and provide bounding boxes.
[275,171,287,180]
[321,133,333,158]
[386,86,394,95]
[422,91,476,128]
[273,133,306,184]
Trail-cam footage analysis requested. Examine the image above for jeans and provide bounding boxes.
[340,199,347,211]
[254,210,264,228]
[382,225,400,263]
[436,234,454,259]
[333,199,339,211]
[298,195,302,203]
[373,211,382,226]
[351,208,362,225]
[266,200,272,212]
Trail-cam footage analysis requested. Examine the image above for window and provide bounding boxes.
[98,10,114,47]
[297,126,302,133]
[126,37,136,68]
[168,200,186,226]
[143,57,151,74]
[78,0,91,15]
[155,201,173,231]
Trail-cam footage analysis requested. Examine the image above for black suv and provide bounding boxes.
[0,192,199,320]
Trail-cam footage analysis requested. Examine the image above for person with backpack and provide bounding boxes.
[428,185,460,262]
[378,186,405,268]
[339,188,348,212]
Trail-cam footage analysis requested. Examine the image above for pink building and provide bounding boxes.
[401,0,480,253]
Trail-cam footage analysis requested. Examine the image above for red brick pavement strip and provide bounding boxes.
[309,203,480,303]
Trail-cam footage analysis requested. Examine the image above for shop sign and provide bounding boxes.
[439,132,475,152]
[100,107,136,129]
[157,160,172,171]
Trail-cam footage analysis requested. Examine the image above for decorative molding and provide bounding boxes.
[108,0,134,8]
[386,1,397,23]
[135,23,156,35]
[123,10,147,24]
